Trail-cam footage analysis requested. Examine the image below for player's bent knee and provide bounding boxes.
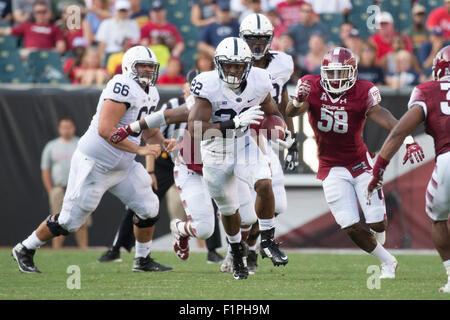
[132,212,159,228]
[343,222,363,235]
[46,214,70,236]
[195,221,214,240]
[368,220,387,232]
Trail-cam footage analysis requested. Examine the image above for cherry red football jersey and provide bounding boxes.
[408,81,450,157]
[302,74,381,180]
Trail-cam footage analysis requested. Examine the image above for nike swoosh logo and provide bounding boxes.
[247,98,255,103]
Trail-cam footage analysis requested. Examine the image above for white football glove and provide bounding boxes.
[277,130,295,149]
[233,105,264,128]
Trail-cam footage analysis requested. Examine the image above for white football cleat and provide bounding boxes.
[439,281,450,293]
[380,258,398,279]
[220,256,233,274]
[170,219,190,261]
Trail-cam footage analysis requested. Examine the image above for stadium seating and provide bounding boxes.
[0,49,31,83]
[348,0,375,40]
[0,35,19,50]
[319,14,344,45]
[27,50,70,84]
[163,0,200,72]
[417,0,442,15]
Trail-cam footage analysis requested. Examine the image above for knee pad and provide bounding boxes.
[193,221,214,240]
[46,214,70,236]
[132,212,159,228]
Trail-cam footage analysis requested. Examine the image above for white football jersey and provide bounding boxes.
[190,67,272,153]
[78,74,160,170]
[266,50,294,104]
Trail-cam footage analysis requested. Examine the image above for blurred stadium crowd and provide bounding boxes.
[0,0,449,88]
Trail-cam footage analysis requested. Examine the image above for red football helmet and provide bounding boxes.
[432,45,450,80]
[321,47,357,94]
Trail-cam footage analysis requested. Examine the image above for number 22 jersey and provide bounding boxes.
[78,74,160,170]
[301,74,381,180]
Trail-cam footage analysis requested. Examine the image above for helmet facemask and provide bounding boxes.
[132,61,160,87]
[242,34,273,60]
[321,64,357,94]
[215,56,253,89]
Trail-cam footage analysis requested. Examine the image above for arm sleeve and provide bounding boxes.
[407,86,428,118]
[366,84,381,111]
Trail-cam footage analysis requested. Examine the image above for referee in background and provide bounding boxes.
[97,70,224,264]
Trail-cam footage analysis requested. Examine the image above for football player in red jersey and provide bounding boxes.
[287,47,424,278]
[368,46,450,293]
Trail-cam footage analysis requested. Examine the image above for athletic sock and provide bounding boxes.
[135,240,152,258]
[258,218,275,231]
[227,232,242,244]
[370,229,386,245]
[176,221,189,237]
[22,231,46,250]
[370,242,396,264]
[443,259,450,280]
[248,244,257,251]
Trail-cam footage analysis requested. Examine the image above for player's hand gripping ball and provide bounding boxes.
[260,115,287,140]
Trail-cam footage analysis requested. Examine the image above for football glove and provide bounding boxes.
[233,105,265,128]
[367,156,389,205]
[284,139,299,171]
[110,125,133,144]
[402,138,425,165]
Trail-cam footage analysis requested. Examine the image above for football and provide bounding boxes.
[260,115,286,140]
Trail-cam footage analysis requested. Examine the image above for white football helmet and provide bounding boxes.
[122,45,159,87]
[239,13,274,60]
[214,37,253,89]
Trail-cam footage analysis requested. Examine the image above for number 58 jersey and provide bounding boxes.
[78,74,160,170]
[302,74,381,180]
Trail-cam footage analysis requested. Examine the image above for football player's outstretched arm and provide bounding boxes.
[366,104,398,131]
[98,99,158,156]
[109,105,190,144]
[367,105,425,196]
[377,105,425,162]
[286,79,311,117]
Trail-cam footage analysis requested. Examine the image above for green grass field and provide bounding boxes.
[1,249,449,300]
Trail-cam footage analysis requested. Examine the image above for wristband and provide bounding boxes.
[130,121,141,133]
[292,99,301,108]
[144,110,166,129]
[219,119,235,135]
[403,135,414,145]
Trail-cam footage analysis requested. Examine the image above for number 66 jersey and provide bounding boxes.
[78,74,160,170]
[301,74,381,180]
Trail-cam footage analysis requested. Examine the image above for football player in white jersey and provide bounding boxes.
[188,37,289,279]
[109,71,259,270]
[225,13,295,273]
[13,46,175,273]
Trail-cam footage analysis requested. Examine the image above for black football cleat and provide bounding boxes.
[97,248,122,263]
[132,255,173,272]
[247,250,258,274]
[12,243,41,273]
[260,228,288,266]
[230,241,249,280]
